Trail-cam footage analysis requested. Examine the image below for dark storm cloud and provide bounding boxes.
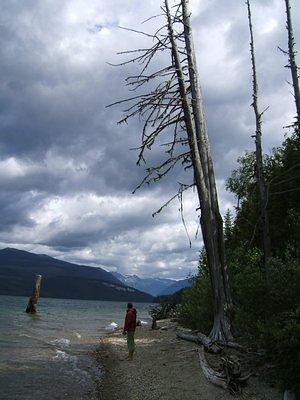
[0,191,37,231]
[38,194,172,249]
[0,0,299,278]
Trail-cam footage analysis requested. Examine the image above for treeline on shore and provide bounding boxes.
[158,133,300,394]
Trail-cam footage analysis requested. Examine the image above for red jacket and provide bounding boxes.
[124,308,137,332]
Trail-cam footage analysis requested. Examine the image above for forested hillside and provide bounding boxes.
[0,248,154,302]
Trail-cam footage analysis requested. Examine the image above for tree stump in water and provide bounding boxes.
[26,274,42,313]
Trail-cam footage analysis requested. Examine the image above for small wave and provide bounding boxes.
[19,333,32,338]
[51,338,70,347]
[105,322,118,331]
[74,332,81,339]
[54,349,69,361]
[53,349,77,363]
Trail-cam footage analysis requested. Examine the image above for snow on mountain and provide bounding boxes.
[112,272,192,296]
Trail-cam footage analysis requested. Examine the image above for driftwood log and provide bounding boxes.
[177,331,251,393]
[26,274,42,313]
[197,346,251,394]
[216,340,248,352]
[176,330,222,354]
[197,346,227,389]
[177,330,253,354]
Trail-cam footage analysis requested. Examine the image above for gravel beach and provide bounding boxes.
[94,320,281,400]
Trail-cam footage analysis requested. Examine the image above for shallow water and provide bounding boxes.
[0,295,151,400]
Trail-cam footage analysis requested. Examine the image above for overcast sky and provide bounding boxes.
[0,0,299,279]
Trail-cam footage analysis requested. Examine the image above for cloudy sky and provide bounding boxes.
[0,0,299,279]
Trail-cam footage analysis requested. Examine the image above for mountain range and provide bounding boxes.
[112,272,193,296]
[0,248,193,302]
[0,248,153,302]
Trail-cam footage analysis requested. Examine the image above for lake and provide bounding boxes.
[0,295,152,399]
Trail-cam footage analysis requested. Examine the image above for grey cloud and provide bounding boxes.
[0,0,299,278]
[0,191,39,232]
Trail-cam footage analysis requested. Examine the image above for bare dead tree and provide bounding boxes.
[180,0,232,340]
[107,0,233,341]
[282,0,300,136]
[246,0,272,271]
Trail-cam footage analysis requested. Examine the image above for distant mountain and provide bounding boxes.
[112,272,175,296]
[0,248,153,302]
[112,272,192,296]
[158,277,193,296]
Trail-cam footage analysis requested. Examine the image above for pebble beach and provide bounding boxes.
[94,320,282,400]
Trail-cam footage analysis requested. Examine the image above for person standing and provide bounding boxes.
[123,302,137,360]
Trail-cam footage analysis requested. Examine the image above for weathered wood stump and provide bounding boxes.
[26,274,42,313]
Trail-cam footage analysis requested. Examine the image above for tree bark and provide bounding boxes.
[26,274,42,313]
[246,0,272,271]
[180,0,233,340]
[285,0,300,136]
[165,0,233,341]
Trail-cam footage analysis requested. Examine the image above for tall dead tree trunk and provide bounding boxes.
[246,0,272,270]
[26,274,42,313]
[180,0,232,340]
[284,0,300,136]
[108,0,233,342]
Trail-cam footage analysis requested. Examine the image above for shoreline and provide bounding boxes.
[93,320,282,400]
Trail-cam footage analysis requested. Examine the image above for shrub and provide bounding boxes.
[178,250,213,334]
[261,307,300,393]
[231,246,300,391]
[178,245,300,391]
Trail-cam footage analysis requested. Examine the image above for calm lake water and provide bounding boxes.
[0,295,152,400]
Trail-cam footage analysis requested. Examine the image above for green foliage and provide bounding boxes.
[226,133,300,255]
[181,244,300,390]
[178,249,213,334]
[231,245,300,335]
[156,287,185,305]
[224,209,234,244]
[266,134,300,253]
[226,133,300,390]
[230,247,267,339]
[226,151,256,202]
[178,133,300,391]
[261,307,300,392]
